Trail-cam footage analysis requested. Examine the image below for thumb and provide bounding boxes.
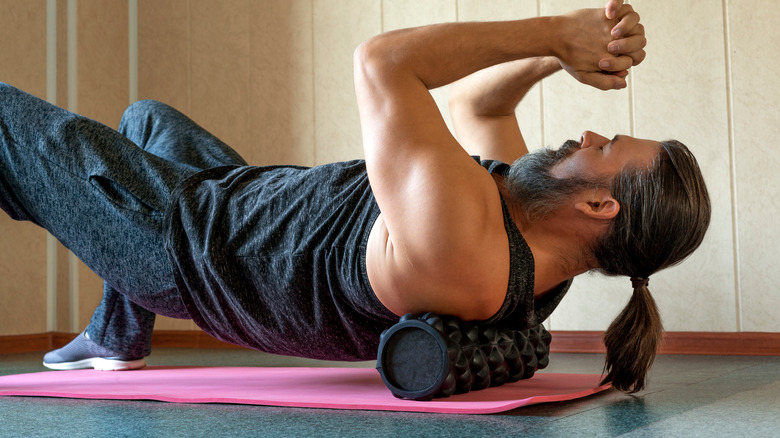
[604,0,623,19]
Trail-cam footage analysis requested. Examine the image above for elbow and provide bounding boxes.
[353,39,372,73]
[354,33,412,86]
[353,36,389,81]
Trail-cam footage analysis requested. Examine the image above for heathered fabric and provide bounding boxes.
[85,99,250,358]
[0,82,570,362]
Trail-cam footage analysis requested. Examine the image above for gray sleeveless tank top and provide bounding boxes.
[164,159,570,361]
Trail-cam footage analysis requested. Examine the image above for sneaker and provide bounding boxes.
[43,331,146,371]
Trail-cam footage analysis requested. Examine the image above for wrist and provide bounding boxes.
[544,15,573,61]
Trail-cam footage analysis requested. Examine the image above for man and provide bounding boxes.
[1,1,709,394]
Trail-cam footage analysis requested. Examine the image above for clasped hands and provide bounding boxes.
[556,0,647,91]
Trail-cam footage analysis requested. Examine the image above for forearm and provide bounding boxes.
[355,18,562,91]
[448,57,561,161]
[450,57,561,118]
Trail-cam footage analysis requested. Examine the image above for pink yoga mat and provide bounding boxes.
[0,367,609,414]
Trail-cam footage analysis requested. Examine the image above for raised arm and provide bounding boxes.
[449,2,646,165]
[354,9,638,320]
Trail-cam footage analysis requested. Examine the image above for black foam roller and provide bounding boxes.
[376,313,552,400]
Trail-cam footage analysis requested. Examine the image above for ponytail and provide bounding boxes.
[600,278,663,393]
[592,140,710,392]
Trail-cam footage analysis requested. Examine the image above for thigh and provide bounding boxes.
[0,83,191,294]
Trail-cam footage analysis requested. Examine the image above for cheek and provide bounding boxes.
[550,157,582,179]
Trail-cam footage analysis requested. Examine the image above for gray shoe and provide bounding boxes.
[43,331,146,371]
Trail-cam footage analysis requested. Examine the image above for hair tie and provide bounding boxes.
[630,277,649,288]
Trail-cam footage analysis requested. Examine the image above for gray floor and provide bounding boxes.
[1,349,778,437]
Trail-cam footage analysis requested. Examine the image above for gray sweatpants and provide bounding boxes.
[0,83,246,357]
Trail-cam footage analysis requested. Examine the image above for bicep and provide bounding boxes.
[355,45,507,317]
[355,52,489,251]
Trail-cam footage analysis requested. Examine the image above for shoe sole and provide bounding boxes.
[43,357,146,371]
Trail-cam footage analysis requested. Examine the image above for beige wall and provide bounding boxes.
[1,0,778,337]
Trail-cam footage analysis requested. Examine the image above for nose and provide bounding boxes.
[579,131,611,149]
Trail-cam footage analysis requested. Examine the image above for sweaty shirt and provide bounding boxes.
[163,159,571,361]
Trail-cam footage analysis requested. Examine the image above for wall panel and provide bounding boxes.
[0,0,49,336]
[74,0,131,330]
[540,0,633,331]
[250,0,315,166]
[729,0,780,332]
[630,0,735,331]
[2,0,780,338]
[313,0,381,164]
[137,0,190,112]
[190,0,251,159]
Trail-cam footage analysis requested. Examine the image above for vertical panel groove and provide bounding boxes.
[46,0,57,104]
[46,0,58,332]
[722,0,741,332]
[454,0,458,21]
[67,0,77,113]
[128,0,138,104]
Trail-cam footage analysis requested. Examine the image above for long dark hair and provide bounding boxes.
[593,140,711,392]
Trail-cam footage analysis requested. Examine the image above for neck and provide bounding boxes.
[500,187,596,297]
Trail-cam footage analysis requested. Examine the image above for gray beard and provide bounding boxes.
[504,140,604,221]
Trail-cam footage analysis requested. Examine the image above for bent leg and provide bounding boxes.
[77,100,249,360]
[119,99,247,169]
[42,284,154,369]
[0,83,189,294]
[86,284,157,358]
[0,84,195,365]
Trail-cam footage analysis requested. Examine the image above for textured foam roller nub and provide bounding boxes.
[376,313,552,400]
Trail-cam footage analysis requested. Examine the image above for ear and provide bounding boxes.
[574,189,620,220]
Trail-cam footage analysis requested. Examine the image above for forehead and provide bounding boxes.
[612,135,662,168]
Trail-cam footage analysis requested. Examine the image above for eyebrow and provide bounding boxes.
[611,135,621,143]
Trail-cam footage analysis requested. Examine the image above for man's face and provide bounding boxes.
[505,131,662,221]
[551,131,662,181]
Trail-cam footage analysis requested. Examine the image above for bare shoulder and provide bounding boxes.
[365,179,510,321]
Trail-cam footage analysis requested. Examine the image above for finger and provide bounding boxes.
[625,22,645,38]
[611,7,638,38]
[613,70,629,79]
[604,0,624,20]
[598,55,634,73]
[625,50,647,66]
[608,34,647,56]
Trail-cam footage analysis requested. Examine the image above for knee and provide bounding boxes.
[119,100,185,137]
[122,100,172,122]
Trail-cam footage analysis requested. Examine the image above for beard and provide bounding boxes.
[504,140,604,221]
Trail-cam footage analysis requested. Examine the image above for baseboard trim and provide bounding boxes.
[550,331,780,356]
[2,330,778,356]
